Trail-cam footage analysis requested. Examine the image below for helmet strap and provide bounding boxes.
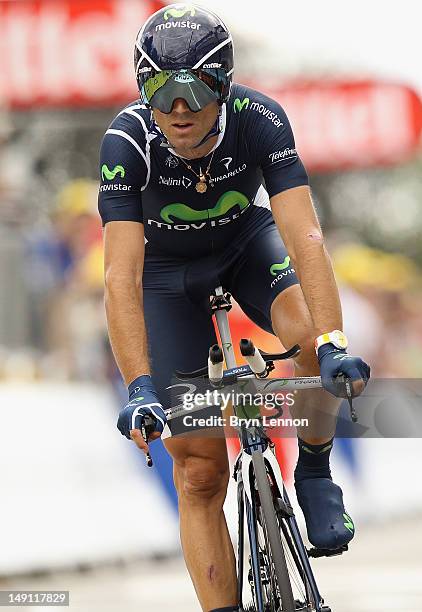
[147,111,171,148]
[192,105,223,149]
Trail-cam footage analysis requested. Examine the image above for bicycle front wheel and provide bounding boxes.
[252,450,295,612]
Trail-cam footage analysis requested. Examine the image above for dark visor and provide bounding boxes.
[140,68,226,113]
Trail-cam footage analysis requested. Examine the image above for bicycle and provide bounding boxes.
[143,286,357,612]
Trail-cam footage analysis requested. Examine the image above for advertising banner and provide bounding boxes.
[271,80,422,171]
[0,0,163,108]
[1,2,421,169]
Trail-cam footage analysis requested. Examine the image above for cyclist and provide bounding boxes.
[98,5,370,611]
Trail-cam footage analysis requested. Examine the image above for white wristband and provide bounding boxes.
[315,330,348,354]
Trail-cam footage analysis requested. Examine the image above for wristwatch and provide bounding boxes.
[314,330,348,354]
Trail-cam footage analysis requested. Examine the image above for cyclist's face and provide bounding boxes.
[153,98,219,154]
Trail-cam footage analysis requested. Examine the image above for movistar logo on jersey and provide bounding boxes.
[100,184,132,193]
[233,97,250,113]
[270,257,291,276]
[157,5,199,31]
[102,164,125,181]
[250,102,283,127]
[270,256,295,288]
[148,191,250,231]
[161,191,249,223]
[163,4,196,20]
[233,97,283,127]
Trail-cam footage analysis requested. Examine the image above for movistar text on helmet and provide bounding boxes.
[155,20,201,31]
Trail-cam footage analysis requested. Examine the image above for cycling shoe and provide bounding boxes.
[295,478,355,550]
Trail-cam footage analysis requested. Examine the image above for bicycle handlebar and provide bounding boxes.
[174,343,301,380]
[173,339,357,423]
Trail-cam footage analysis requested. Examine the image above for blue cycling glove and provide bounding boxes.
[117,375,167,439]
[318,344,370,397]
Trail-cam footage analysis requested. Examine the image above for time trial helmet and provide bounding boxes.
[134,3,234,113]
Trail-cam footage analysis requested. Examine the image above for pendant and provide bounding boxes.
[196,172,207,193]
[196,180,207,193]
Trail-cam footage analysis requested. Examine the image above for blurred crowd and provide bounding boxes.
[1,111,422,384]
[0,177,108,382]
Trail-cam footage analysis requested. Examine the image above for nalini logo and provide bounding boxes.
[164,4,196,20]
[270,256,295,287]
[101,164,125,181]
[233,97,250,113]
[159,176,192,189]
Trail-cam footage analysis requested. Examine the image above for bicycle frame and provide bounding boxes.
[212,286,326,612]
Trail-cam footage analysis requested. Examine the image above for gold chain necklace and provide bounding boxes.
[178,149,216,194]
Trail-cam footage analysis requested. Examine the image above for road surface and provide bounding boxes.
[1,516,421,611]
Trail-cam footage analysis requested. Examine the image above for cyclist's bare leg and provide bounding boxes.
[270,283,341,444]
[270,284,357,550]
[164,435,237,612]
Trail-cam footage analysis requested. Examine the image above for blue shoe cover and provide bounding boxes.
[295,478,355,549]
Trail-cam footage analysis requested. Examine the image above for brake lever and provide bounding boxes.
[141,416,155,468]
[344,378,358,423]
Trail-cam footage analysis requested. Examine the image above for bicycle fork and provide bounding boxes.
[235,448,326,612]
[236,459,266,612]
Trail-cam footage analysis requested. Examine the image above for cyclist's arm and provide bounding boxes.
[103,221,150,385]
[98,114,150,385]
[251,90,342,336]
[271,186,342,336]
